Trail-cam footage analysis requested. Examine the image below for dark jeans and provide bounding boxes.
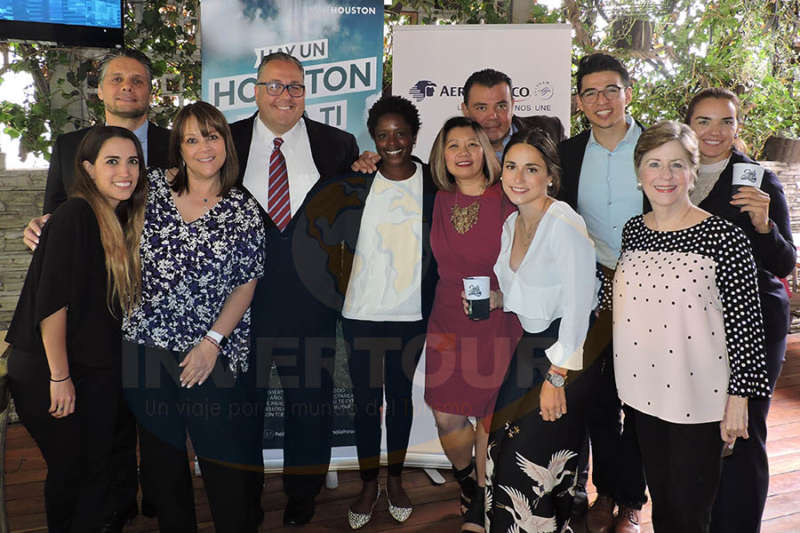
[122,341,262,533]
[635,409,724,533]
[710,334,787,533]
[8,347,118,533]
[342,318,425,480]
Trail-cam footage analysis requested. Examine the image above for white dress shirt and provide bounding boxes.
[494,201,599,370]
[243,116,320,216]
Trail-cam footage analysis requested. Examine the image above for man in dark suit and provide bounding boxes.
[461,68,565,158]
[23,48,168,532]
[557,53,648,533]
[229,51,358,526]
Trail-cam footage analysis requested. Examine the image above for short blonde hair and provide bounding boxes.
[634,120,700,177]
[428,117,500,192]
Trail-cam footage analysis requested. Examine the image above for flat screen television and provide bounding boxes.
[0,0,124,48]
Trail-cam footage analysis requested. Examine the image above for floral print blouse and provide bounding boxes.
[123,168,266,374]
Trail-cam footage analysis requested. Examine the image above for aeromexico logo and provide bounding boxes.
[409,80,438,101]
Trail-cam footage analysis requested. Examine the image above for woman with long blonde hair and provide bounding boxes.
[5,126,146,532]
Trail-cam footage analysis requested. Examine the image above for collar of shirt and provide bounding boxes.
[495,121,519,162]
[244,115,319,216]
[132,120,149,167]
[586,115,639,151]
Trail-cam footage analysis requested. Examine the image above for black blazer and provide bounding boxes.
[297,160,439,319]
[228,112,359,337]
[43,122,170,214]
[556,120,651,213]
[697,150,796,341]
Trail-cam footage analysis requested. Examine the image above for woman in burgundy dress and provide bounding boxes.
[425,116,522,533]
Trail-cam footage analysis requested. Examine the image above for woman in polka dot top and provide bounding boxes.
[612,121,770,533]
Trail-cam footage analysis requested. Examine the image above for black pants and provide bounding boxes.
[711,334,786,533]
[251,320,338,501]
[342,318,425,481]
[635,409,724,533]
[8,347,118,533]
[107,387,143,516]
[489,322,593,532]
[577,308,647,509]
[122,341,262,533]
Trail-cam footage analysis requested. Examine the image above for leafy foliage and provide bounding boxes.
[0,0,200,162]
[2,0,798,161]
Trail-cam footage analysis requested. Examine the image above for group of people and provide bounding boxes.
[4,46,793,533]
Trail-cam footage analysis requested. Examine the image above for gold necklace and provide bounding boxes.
[450,192,481,234]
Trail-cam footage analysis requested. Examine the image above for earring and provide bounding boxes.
[547,181,553,188]
[635,181,642,191]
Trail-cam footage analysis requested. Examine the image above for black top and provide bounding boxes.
[6,198,121,371]
[697,150,796,341]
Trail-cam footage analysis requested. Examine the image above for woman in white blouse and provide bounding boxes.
[486,129,598,533]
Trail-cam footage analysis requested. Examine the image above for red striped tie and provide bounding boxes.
[268,137,291,231]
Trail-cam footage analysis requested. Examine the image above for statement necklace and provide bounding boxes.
[450,191,482,234]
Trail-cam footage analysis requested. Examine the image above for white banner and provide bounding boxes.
[392,24,573,160]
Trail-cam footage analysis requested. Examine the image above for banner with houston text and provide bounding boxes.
[392,24,572,160]
[199,0,384,463]
[201,0,384,152]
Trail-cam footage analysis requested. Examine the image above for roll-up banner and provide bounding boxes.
[392,24,573,161]
[201,0,384,152]
[199,0,385,469]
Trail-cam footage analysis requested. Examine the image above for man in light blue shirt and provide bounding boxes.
[557,53,648,533]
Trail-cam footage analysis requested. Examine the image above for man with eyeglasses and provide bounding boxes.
[229,51,359,527]
[557,53,648,533]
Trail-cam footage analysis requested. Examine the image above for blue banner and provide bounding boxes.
[201,0,384,151]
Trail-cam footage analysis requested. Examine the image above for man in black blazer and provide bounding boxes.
[23,49,167,532]
[557,53,647,533]
[229,51,358,527]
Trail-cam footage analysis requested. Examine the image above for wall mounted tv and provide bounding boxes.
[0,1,124,49]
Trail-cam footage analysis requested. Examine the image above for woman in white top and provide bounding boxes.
[486,129,598,533]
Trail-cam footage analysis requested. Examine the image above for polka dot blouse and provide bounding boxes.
[613,215,770,424]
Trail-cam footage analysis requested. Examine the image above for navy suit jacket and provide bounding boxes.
[43,122,170,214]
[556,121,651,213]
[229,112,359,338]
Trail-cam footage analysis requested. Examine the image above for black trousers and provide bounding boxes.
[710,335,787,533]
[635,409,724,533]
[342,318,425,480]
[251,319,338,501]
[8,347,118,533]
[122,341,262,533]
[107,388,142,516]
[576,308,647,509]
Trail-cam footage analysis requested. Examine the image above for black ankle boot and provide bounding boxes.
[453,460,477,515]
[461,485,485,532]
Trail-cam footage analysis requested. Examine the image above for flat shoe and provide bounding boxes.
[348,484,381,530]
[387,490,412,523]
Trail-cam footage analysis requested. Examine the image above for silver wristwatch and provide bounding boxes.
[545,371,566,388]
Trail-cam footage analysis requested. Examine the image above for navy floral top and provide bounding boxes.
[123,168,266,374]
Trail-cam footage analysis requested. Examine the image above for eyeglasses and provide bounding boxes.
[255,81,306,97]
[579,85,624,103]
